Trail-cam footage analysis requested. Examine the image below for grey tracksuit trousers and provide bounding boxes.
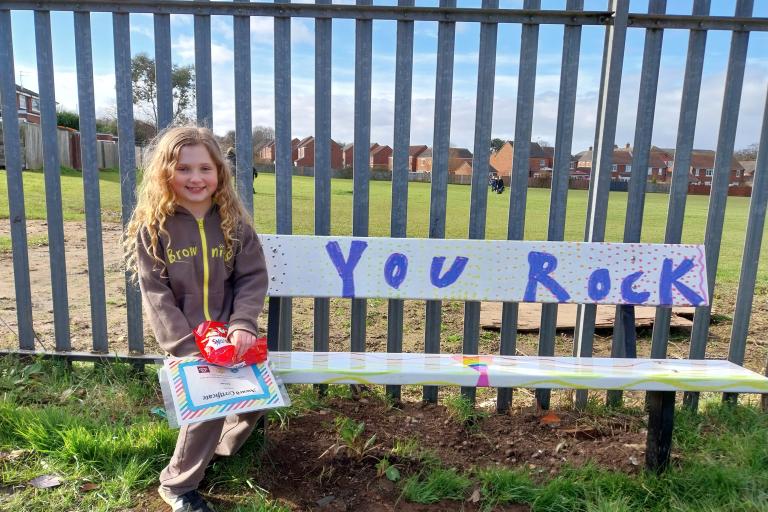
[159,411,263,496]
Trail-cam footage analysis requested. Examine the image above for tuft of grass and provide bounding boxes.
[476,467,537,511]
[401,467,472,504]
[531,476,588,512]
[268,385,326,430]
[390,437,440,469]
[443,393,489,427]
[229,497,293,512]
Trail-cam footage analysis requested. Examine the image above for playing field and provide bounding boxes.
[0,168,765,285]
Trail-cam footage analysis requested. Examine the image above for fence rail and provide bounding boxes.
[1,0,767,411]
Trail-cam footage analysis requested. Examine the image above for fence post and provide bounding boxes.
[35,10,71,351]
[424,0,456,404]
[543,0,584,410]
[274,0,293,352]
[113,12,144,354]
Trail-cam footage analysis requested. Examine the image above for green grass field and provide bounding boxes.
[1,169,766,285]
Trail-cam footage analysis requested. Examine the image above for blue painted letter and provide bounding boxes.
[588,268,611,301]
[384,253,408,289]
[621,271,650,304]
[325,240,368,298]
[524,251,570,302]
[430,256,469,288]
[659,258,705,306]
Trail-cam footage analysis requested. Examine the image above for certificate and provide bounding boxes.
[160,357,290,427]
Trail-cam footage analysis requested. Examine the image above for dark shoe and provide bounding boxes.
[158,487,215,512]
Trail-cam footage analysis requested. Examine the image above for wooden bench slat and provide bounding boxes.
[270,352,768,393]
[260,235,710,306]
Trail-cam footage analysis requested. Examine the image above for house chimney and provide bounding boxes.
[588,146,592,152]
[625,143,630,149]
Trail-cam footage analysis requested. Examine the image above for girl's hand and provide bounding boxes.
[228,329,257,361]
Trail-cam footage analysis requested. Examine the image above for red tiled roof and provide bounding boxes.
[371,145,391,156]
[449,147,473,159]
[409,145,428,157]
[297,136,314,147]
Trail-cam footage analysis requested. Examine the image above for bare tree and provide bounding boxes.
[252,126,275,148]
[734,143,758,161]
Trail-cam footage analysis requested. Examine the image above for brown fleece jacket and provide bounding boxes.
[137,205,268,357]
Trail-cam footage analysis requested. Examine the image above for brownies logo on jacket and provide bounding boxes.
[167,243,233,265]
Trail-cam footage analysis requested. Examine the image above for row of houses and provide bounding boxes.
[570,144,750,187]
[256,136,755,188]
[1,85,755,187]
[255,136,472,173]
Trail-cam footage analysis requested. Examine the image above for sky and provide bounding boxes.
[7,0,768,154]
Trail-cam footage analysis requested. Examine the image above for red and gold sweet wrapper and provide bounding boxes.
[194,321,268,367]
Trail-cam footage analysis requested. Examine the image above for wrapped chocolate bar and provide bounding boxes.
[193,321,268,367]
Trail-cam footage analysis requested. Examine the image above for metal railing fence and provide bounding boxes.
[1,0,766,411]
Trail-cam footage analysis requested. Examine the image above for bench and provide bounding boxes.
[259,234,768,473]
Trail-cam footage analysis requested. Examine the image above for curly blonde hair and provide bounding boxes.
[123,125,251,280]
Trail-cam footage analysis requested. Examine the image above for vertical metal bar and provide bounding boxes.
[723,85,768,401]
[274,0,293,351]
[74,11,109,353]
[194,8,213,127]
[608,0,666,407]
[34,10,70,351]
[423,0,456,404]
[114,12,144,353]
[386,0,415,401]
[0,10,34,350]
[501,0,542,408]
[234,14,254,214]
[464,0,498,406]
[351,0,373,354]
[267,296,281,351]
[572,0,629,408]
[153,13,173,130]
[685,0,753,411]
[541,0,583,408]
[314,0,332,363]
[650,0,710,359]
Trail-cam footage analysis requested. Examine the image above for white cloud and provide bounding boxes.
[170,14,193,27]
[248,16,314,47]
[129,24,154,40]
[172,35,234,64]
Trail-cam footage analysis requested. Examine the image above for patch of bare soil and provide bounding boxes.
[202,397,644,511]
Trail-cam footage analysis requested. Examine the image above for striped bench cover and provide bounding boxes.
[271,352,768,393]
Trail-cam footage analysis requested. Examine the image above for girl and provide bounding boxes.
[124,126,268,512]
